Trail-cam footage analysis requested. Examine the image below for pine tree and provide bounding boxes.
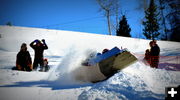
[143,0,160,40]
[116,15,131,37]
[6,22,12,26]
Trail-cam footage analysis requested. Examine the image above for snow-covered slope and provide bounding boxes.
[0,26,180,100]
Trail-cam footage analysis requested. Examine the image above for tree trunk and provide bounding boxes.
[107,10,112,35]
[159,0,168,40]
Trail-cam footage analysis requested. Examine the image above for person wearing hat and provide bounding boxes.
[30,39,48,71]
[13,43,32,71]
[149,40,160,68]
[43,58,49,72]
[102,48,109,54]
[144,40,160,68]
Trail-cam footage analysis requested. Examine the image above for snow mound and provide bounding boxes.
[79,62,180,100]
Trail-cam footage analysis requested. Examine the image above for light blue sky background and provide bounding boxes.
[0,0,147,38]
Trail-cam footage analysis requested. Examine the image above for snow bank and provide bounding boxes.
[79,62,180,100]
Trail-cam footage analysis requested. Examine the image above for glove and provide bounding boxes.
[41,39,45,43]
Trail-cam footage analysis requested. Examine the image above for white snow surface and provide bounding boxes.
[0,26,180,100]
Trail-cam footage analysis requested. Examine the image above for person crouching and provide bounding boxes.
[13,43,32,71]
[43,58,50,72]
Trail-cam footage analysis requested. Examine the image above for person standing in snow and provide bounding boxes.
[14,43,32,71]
[30,39,48,71]
[150,40,160,68]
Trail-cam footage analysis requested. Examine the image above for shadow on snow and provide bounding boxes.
[0,80,92,90]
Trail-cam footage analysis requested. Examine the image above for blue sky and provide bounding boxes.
[0,0,146,38]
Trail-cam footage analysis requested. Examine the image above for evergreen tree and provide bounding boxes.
[6,22,12,26]
[116,15,131,37]
[143,0,160,40]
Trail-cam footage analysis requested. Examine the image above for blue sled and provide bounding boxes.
[81,46,137,82]
[88,47,124,66]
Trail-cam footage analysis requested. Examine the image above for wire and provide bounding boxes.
[40,16,104,28]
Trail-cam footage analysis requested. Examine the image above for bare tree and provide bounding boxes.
[165,0,180,42]
[96,0,120,35]
[135,0,148,11]
[158,0,168,40]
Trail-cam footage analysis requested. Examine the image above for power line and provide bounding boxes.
[40,16,104,28]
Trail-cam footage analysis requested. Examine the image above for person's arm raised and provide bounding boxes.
[42,39,48,49]
[30,40,38,49]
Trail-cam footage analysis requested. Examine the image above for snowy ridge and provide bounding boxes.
[0,26,180,100]
[79,62,180,100]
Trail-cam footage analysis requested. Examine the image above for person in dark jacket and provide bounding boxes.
[144,40,160,68]
[30,39,48,71]
[150,41,160,56]
[13,43,32,71]
[150,40,160,68]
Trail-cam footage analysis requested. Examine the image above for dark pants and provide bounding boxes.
[33,58,44,70]
[150,56,159,68]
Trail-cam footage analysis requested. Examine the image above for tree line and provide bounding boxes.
[4,0,179,42]
[96,0,180,42]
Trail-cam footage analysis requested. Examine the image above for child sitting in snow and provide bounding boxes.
[39,58,50,72]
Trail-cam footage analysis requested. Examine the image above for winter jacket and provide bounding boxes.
[150,44,160,56]
[30,42,48,60]
[149,44,160,68]
[16,50,32,70]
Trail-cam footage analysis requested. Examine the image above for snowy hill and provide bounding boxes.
[0,26,180,100]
